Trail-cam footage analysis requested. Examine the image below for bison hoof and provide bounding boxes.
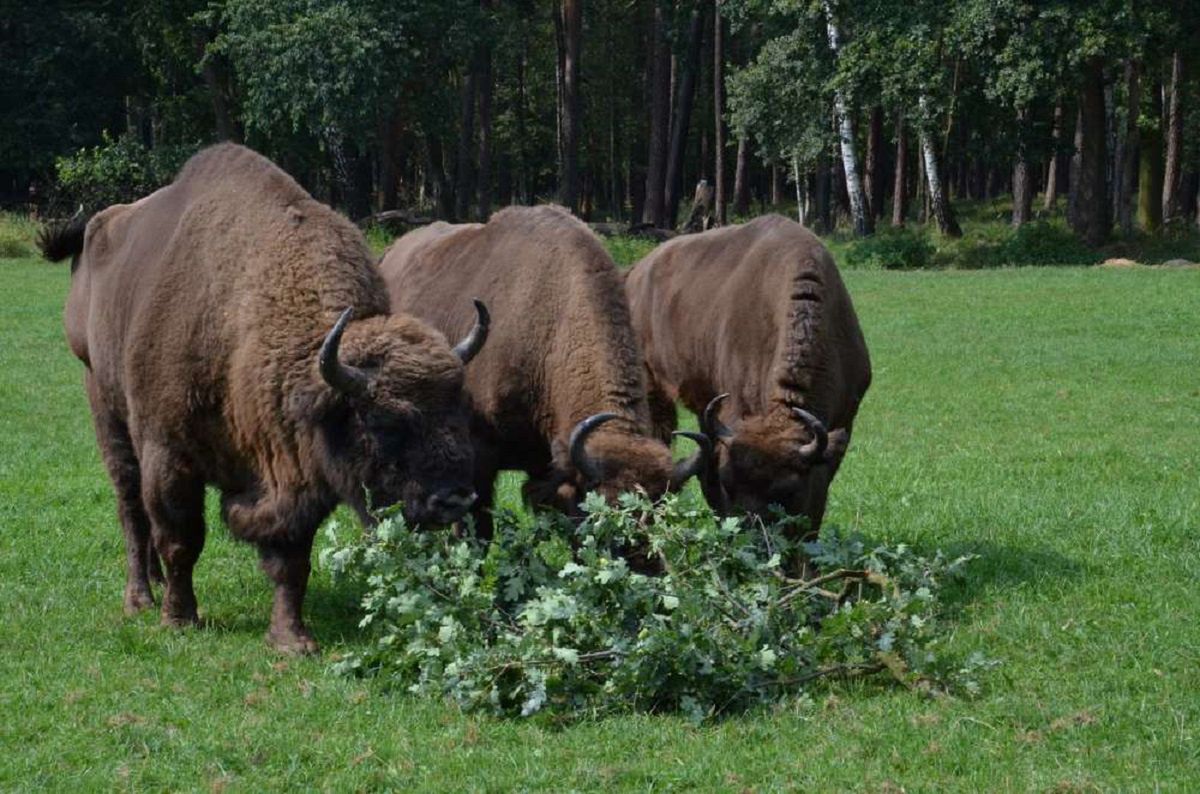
[267,627,319,655]
[160,607,201,628]
[123,587,155,615]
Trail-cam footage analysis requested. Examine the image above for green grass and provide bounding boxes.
[2,228,1200,789]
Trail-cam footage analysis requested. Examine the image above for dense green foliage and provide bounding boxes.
[322,492,984,720]
[4,0,1199,245]
[54,133,197,209]
[2,218,1198,786]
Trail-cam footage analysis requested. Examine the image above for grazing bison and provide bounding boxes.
[625,214,871,532]
[378,205,705,534]
[39,144,487,653]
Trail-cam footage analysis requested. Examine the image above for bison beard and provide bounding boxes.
[625,214,871,538]
[379,205,705,537]
[40,144,487,654]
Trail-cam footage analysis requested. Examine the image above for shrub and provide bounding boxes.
[999,221,1097,267]
[0,213,37,258]
[842,228,935,270]
[322,492,991,721]
[0,234,32,259]
[55,133,198,211]
[604,235,658,268]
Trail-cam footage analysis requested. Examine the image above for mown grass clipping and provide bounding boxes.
[321,492,993,721]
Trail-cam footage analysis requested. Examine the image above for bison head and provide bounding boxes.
[527,413,706,513]
[312,302,488,527]
[697,394,849,530]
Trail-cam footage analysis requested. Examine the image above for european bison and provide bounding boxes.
[39,144,487,653]
[625,214,871,532]
[379,205,705,534]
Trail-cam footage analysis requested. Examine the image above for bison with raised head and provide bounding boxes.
[39,144,487,653]
[625,214,871,533]
[379,205,705,535]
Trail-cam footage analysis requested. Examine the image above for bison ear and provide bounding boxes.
[823,428,850,463]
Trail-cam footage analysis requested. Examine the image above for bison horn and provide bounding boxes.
[319,308,370,396]
[791,406,829,461]
[670,431,710,488]
[453,298,490,363]
[568,412,620,482]
[702,393,735,442]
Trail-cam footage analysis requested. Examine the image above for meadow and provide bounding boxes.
[1,218,1198,790]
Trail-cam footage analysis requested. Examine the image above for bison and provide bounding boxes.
[378,205,705,535]
[625,214,871,533]
[39,143,487,653]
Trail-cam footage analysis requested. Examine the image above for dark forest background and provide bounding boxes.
[3,0,1200,246]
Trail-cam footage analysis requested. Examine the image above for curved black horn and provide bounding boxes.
[568,412,620,482]
[701,393,735,442]
[669,430,711,488]
[791,406,829,461]
[453,299,490,363]
[319,308,369,396]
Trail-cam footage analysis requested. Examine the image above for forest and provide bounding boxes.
[3,0,1200,247]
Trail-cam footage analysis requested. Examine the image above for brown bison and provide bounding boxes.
[39,144,487,653]
[625,214,871,532]
[378,205,705,534]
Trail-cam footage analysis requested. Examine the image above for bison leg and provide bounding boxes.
[257,533,318,655]
[86,374,157,615]
[467,444,499,541]
[140,443,206,627]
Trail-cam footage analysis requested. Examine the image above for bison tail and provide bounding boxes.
[37,214,88,271]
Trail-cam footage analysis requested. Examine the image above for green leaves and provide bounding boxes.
[321,492,989,721]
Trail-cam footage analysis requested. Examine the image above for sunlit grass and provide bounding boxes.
[1,243,1198,789]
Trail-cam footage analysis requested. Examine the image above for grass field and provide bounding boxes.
[2,225,1199,790]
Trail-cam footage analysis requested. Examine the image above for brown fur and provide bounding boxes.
[379,205,684,532]
[43,144,478,653]
[625,214,871,531]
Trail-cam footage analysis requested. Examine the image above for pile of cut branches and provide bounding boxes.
[321,492,991,721]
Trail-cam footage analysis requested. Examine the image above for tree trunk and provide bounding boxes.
[823,5,871,236]
[1138,73,1164,232]
[815,153,832,233]
[642,4,671,226]
[664,3,705,227]
[515,26,531,204]
[713,0,728,226]
[425,133,454,220]
[1012,108,1033,227]
[1117,60,1141,234]
[793,153,804,225]
[192,30,240,143]
[770,162,782,206]
[455,66,478,221]
[558,0,583,213]
[553,4,566,183]
[732,134,750,216]
[864,105,884,220]
[892,113,908,226]
[918,96,961,237]
[379,112,401,211]
[1067,105,1084,225]
[1163,50,1184,220]
[1044,100,1063,210]
[477,0,495,219]
[1072,57,1110,246]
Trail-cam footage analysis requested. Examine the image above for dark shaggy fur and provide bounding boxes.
[51,143,480,653]
[625,214,872,533]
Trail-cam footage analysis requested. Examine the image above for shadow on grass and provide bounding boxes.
[922,538,1088,614]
